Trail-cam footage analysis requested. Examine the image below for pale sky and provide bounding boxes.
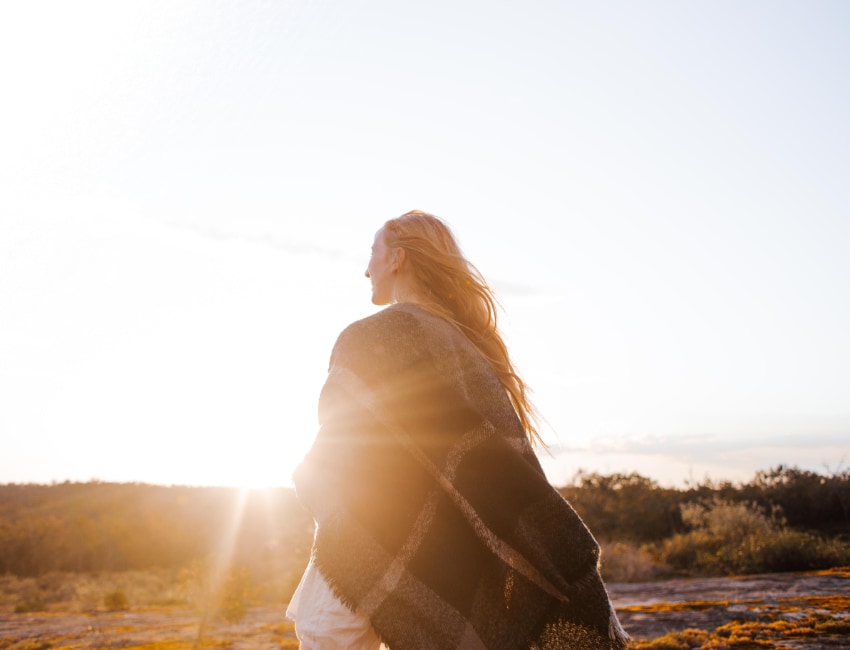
[2,0,848,488]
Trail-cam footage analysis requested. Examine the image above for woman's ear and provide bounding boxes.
[392,248,406,272]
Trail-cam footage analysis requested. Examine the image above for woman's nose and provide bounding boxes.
[364,268,371,278]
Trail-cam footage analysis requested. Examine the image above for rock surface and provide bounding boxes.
[608,569,850,646]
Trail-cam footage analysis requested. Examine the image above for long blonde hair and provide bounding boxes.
[383,210,543,447]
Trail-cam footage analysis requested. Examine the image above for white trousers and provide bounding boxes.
[286,558,384,650]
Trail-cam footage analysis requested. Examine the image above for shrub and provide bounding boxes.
[560,472,681,543]
[218,566,251,622]
[178,560,252,622]
[751,530,850,573]
[681,498,776,540]
[659,499,850,575]
[103,590,129,611]
[14,596,47,613]
[599,541,670,582]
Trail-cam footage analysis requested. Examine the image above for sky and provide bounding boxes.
[2,0,848,489]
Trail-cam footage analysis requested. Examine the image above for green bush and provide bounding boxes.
[748,530,850,573]
[659,499,850,575]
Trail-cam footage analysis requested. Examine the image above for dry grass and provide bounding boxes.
[782,594,850,613]
[619,600,733,613]
[0,571,188,615]
[0,570,298,650]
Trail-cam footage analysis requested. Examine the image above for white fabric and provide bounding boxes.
[287,558,384,650]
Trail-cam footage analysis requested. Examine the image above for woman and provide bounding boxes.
[287,211,628,649]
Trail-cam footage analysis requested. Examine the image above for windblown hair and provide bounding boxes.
[383,210,543,446]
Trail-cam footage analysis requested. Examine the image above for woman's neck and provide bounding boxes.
[390,276,430,307]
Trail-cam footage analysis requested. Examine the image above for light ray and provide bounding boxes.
[195,486,250,644]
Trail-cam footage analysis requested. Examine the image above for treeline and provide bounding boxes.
[1,465,848,580]
[0,482,313,579]
[559,465,850,544]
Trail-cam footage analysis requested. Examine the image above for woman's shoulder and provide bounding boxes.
[336,304,426,346]
[330,304,435,376]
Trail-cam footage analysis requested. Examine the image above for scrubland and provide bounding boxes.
[1,465,848,648]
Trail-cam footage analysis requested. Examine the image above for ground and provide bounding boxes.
[1,569,848,649]
[611,568,850,649]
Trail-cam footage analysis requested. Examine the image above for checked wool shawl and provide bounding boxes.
[293,304,628,650]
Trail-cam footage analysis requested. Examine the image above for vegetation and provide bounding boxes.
[559,466,850,581]
[0,482,314,575]
[560,465,850,544]
[659,499,849,575]
[103,589,129,611]
[0,464,846,607]
[1,468,846,649]
[0,482,313,618]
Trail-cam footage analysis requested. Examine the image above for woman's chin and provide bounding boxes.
[370,292,390,306]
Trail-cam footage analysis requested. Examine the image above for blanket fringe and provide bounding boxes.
[608,602,630,644]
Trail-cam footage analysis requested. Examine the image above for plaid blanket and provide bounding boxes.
[294,304,628,649]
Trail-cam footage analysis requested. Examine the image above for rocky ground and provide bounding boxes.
[610,568,850,648]
[1,569,848,649]
[0,607,298,650]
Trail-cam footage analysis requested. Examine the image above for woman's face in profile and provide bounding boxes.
[365,227,396,305]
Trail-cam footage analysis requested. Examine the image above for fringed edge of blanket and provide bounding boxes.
[609,601,630,645]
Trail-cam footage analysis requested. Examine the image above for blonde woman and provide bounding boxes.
[287,211,628,649]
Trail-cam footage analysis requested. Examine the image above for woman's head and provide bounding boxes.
[367,210,543,446]
[365,210,467,307]
[383,210,462,262]
[368,211,463,305]
[364,226,400,306]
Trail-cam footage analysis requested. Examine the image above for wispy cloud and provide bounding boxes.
[153,217,363,264]
[156,217,549,299]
